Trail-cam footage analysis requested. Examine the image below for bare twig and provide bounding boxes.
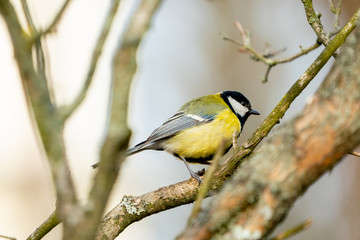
[269,219,312,240]
[0,234,16,240]
[350,151,360,157]
[221,21,323,82]
[329,0,343,30]
[20,0,47,80]
[276,42,320,63]
[187,142,225,225]
[263,65,273,83]
[301,0,329,46]
[38,0,71,37]
[23,0,72,102]
[59,0,120,121]
[222,22,276,66]
[20,0,36,30]
[26,210,59,240]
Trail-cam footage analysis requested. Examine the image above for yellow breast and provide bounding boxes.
[163,109,240,160]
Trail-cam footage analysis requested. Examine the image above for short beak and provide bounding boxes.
[250,109,260,115]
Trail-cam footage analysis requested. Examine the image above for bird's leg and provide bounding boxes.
[180,156,203,184]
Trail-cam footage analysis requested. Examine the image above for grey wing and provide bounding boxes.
[147,111,213,142]
[129,112,213,153]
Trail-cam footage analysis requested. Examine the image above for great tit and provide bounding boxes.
[127,91,259,183]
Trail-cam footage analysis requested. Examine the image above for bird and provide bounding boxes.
[124,90,260,183]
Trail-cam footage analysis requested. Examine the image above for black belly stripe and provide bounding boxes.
[173,144,233,164]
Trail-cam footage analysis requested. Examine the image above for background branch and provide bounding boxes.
[36,0,71,38]
[0,0,78,231]
[269,219,312,240]
[59,0,119,121]
[329,0,343,30]
[21,0,47,87]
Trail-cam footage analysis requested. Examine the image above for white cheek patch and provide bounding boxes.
[228,96,249,117]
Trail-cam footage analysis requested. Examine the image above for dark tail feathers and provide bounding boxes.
[126,140,147,156]
[91,140,149,169]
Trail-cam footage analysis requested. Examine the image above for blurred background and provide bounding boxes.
[0,0,359,239]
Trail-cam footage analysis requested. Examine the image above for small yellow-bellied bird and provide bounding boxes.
[125,91,259,183]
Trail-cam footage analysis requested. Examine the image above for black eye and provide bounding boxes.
[240,101,246,105]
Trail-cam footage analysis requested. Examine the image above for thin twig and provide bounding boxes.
[221,21,322,82]
[329,0,343,30]
[220,31,275,66]
[276,42,321,64]
[20,0,47,78]
[223,30,320,66]
[0,234,16,240]
[269,219,312,240]
[26,210,59,240]
[40,0,71,37]
[59,0,119,121]
[20,0,36,30]
[301,0,329,46]
[187,142,225,225]
[350,151,360,157]
[262,65,273,83]
[28,0,71,46]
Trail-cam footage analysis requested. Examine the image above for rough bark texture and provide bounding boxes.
[177,22,360,240]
